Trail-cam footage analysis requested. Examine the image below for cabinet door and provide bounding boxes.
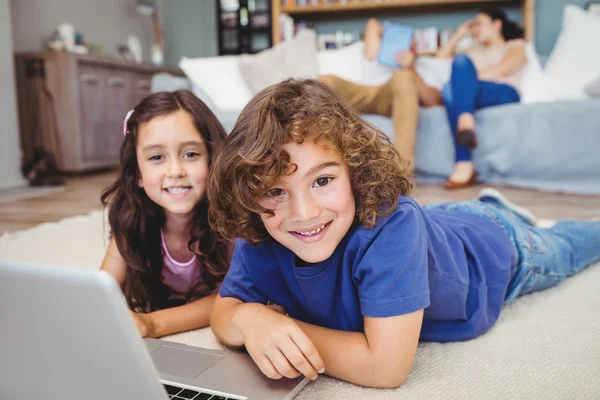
[79,64,108,162]
[104,68,129,162]
[128,72,153,109]
[79,65,128,165]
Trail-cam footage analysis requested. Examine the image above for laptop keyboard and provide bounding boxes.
[164,383,234,400]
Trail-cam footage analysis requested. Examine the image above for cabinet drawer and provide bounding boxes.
[128,72,153,108]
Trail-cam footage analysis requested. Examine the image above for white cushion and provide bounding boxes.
[519,42,556,104]
[544,5,600,99]
[585,75,600,97]
[318,41,452,90]
[413,56,451,90]
[317,41,364,83]
[179,56,253,111]
[238,30,319,95]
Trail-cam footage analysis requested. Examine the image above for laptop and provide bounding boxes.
[0,261,309,400]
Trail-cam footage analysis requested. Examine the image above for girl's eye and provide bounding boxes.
[268,188,285,197]
[148,155,163,161]
[314,177,332,187]
[183,152,200,159]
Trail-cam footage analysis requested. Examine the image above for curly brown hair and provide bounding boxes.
[101,90,231,312]
[208,78,412,244]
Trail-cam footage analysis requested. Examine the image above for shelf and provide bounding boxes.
[273,0,535,47]
[282,0,520,15]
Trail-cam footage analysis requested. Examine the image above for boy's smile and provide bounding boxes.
[259,140,356,263]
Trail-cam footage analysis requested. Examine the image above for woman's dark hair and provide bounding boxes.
[480,8,524,40]
[101,90,231,312]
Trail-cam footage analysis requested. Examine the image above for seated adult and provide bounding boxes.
[321,9,527,188]
[439,8,527,188]
[319,18,444,169]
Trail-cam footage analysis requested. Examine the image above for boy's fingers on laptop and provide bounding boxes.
[253,354,283,380]
[277,336,317,379]
[289,329,325,376]
[266,347,302,379]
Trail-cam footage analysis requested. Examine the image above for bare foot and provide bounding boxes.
[449,161,476,183]
[458,113,475,131]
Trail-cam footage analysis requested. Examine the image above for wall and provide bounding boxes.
[534,0,588,55]
[163,0,217,65]
[9,0,159,62]
[0,0,25,189]
[162,0,592,61]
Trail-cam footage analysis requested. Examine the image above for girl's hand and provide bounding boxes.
[236,304,325,381]
[395,50,416,68]
[131,311,156,338]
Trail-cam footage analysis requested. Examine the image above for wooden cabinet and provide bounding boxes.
[14,52,185,172]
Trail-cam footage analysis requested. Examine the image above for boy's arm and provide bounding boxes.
[137,294,218,338]
[295,310,423,388]
[212,294,423,388]
[211,295,325,380]
[210,294,248,347]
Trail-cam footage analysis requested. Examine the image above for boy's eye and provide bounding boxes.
[268,188,285,197]
[314,177,332,187]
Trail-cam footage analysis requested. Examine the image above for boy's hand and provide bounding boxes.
[131,311,156,338]
[235,304,325,381]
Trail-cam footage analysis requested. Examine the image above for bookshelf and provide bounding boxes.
[272,0,536,48]
[217,0,273,55]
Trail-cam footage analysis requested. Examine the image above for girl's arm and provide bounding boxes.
[101,237,216,338]
[364,18,383,61]
[138,294,218,338]
[437,20,473,59]
[100,237,127,284]
[211,294,423,388]
[478,43,526,81]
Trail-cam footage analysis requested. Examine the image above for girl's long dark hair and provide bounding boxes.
[481,8,524,41]
[101,90,231,312]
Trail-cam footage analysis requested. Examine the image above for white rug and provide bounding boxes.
[1,211,599,399]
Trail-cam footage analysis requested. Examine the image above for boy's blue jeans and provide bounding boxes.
[442,54,521,162]
[424,201,600,302]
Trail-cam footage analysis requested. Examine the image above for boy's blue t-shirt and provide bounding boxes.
[220,196,516,342]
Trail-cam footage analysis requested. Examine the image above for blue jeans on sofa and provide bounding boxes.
[442,54,520,162]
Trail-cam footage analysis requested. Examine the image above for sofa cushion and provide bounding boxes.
[544,5,600,99]
[238,29,319,95]
[585,75,600,97]
[179,56,253,111]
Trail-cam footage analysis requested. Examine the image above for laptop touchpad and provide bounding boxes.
[150,345,223,379]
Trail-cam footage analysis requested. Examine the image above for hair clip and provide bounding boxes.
[123,109,134,136]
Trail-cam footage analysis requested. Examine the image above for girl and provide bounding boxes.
[100,90,231,338]
[438,8,527,188]
[206,79,600,389]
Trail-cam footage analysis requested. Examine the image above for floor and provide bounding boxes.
[0,170,598,235]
